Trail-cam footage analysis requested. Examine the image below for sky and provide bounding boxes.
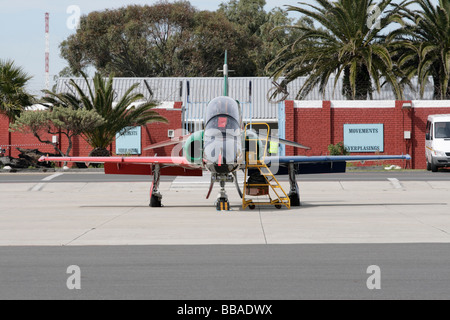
[0,0,295,96]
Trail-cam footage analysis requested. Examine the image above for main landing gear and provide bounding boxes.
[288,163,301,207]
[150,193,162,207]
[149,164,163,207]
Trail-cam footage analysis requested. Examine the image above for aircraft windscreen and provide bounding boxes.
[205,115,240,133]
[205,97,240,124]
[435,122,450,139]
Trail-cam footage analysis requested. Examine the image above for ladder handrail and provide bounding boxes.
[243,122,290,210]
[244,122,270,164]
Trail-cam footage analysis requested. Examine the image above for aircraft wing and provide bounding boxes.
[276,138,311,150]
[38,156,203,176]
[256,133,311,150]
[264,154,411,175]
[143,134,191,151]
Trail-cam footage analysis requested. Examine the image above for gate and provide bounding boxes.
[277,102,286,156]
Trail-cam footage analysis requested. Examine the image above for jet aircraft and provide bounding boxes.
[40,52,411,210]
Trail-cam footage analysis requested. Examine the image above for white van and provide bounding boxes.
[425,114,450,172]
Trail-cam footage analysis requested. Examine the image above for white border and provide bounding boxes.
[294,100,323,108]
[331,100,395,108]
[411,100,450,108]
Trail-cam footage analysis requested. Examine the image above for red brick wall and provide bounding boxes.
[292,102,331,157]
[4,100,450,170]
[142,106,182,157]
[0,115,9,155]
[288,100,450,169]
[1,105,182,162]
[284,101,295,156]
[1,114,63,158]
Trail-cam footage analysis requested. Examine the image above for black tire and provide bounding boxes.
[289,192,301,207]
[431,162,439,173]
[426,161,431,171]
[275,205,282,209]
[150,194,162,207]
[248,204,256,210]
[216,199,230,211]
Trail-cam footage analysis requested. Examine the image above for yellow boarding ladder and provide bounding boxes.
[242,123,291,210]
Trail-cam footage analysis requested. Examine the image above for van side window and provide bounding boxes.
[426,121,432,140]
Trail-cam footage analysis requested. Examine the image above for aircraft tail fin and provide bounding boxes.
[218,51,231,96]
[223,50,228,96]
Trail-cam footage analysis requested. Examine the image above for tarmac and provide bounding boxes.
[1,172,450,246]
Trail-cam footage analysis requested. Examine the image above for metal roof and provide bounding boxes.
[56,76,436,120]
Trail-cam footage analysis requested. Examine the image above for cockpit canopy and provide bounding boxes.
[205,96,241,125]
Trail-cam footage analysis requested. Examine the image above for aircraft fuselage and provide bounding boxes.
[203,96,244,175]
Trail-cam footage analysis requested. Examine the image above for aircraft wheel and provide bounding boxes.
[150,194,162,207]
[289,192,301,207]
[216,198,230,211]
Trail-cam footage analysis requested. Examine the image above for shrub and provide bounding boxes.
[328,142,350,156]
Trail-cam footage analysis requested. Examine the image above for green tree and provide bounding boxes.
[44,73,168,156]
[59,1,255,77]
[60,1,196,77]
[219,0,301,76]
[184,10,256,76]
[219,0,267,36]
[0,60,34,156]
[267,0,404,100]
[262,14,314,77]
[10,106,105,157]
[59,1,296,78]
[389,0,450,99]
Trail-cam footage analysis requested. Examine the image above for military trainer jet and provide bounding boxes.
[40,52,410,210]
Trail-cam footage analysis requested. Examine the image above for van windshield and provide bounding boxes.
[435,122,450,139]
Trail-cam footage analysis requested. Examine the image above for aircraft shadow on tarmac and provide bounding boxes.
[80,205,217,208]
[299,202,448,208]
[243,201,447,210]
[80,201,447,210]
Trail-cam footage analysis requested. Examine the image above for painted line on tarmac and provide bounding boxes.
[29,173,64,192]
[388,178,403,189]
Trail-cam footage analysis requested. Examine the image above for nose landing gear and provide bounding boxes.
[215,175,232,211]
[216,197,230,211]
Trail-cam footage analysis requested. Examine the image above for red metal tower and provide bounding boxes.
[45,12,50,91]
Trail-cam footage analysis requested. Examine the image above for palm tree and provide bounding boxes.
[389,0,450,99]
[267,0,404,100]
[42,72,168,156]
[0,60,34,156]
